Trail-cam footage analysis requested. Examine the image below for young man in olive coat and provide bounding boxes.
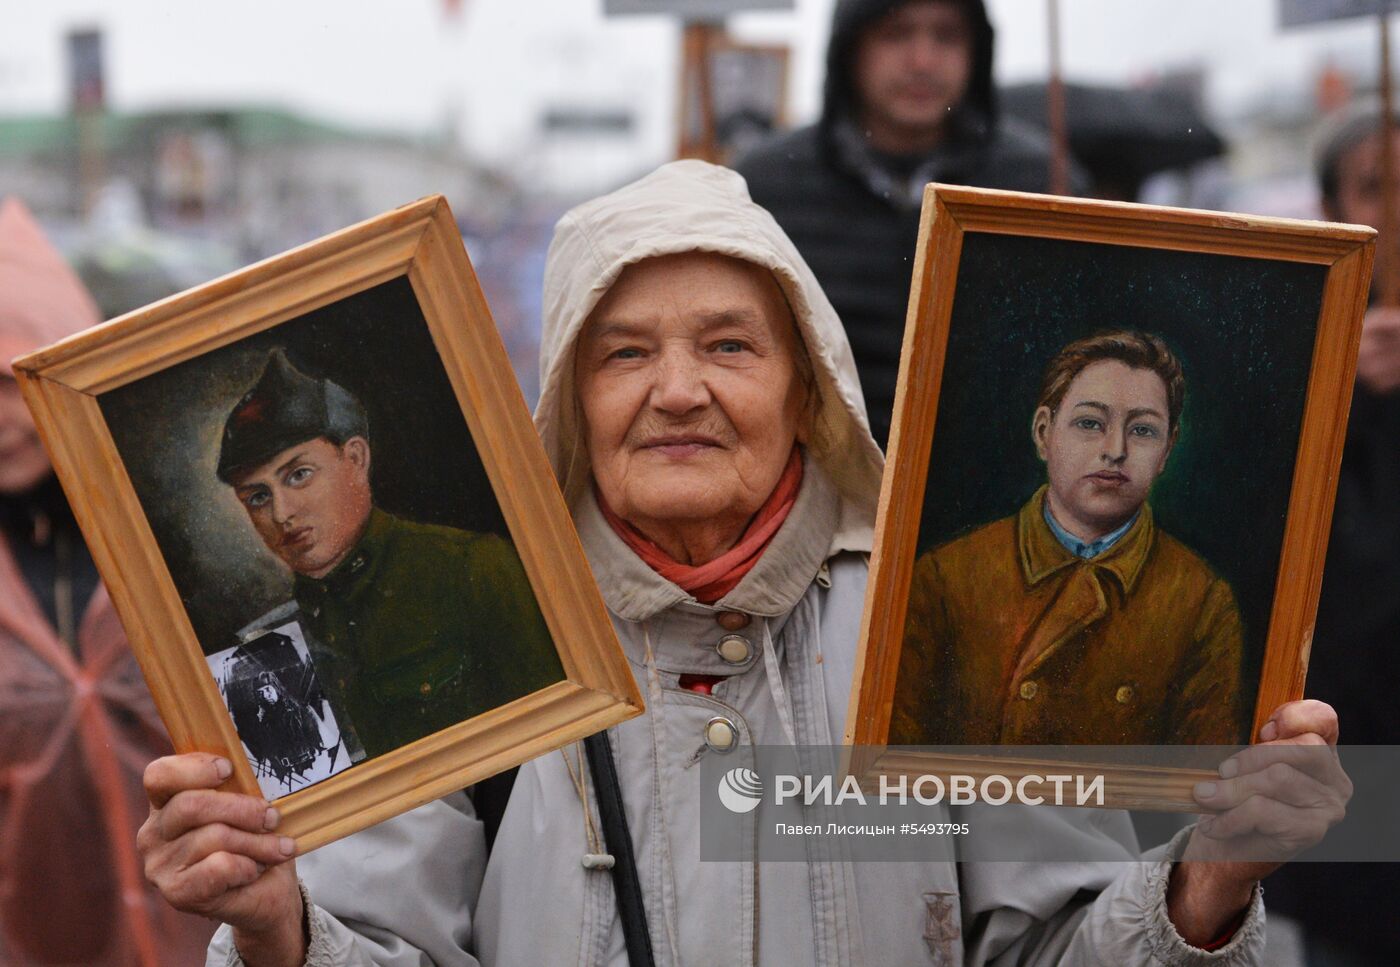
[218,349,562,757]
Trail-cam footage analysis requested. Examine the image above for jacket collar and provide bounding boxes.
[294,506,390,601]
[828,112,993,212]
[575,449,840,623]
[1017,486,1154,596]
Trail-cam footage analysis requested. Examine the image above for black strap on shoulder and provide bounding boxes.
[584,731,656,967]
[473,766,517,852]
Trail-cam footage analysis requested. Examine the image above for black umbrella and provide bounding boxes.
[1000,81,1226,197]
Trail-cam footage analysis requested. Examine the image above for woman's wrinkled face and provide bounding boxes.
[575,253,809,535]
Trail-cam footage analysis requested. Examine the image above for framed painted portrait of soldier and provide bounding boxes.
[12,197,642,849]
[845,185,1374,809]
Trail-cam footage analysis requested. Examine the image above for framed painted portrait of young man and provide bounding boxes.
[12,197,642,849]
[846,185,1374,809]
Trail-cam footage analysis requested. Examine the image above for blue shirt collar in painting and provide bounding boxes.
[1043,500,1140,560]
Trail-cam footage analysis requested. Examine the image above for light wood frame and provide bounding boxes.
[13,196,643,850]
[844,185,1375,810]
[677,27,791,164]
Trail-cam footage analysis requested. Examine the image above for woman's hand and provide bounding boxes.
[1167,700,1351,947]
[138,752,306,967]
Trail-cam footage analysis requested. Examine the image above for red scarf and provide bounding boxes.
[597,448,804,604]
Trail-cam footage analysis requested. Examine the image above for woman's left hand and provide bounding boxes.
[1167,699,1351,946]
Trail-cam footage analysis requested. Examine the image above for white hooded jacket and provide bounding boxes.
[208,162,1264,966]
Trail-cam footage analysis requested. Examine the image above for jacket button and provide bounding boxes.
[420,682,432,695]
[705,716,738,752]
[716,611,751,631]
[716,634,752,664]
[1115,685,1134,705]
[1018,680,1039,700]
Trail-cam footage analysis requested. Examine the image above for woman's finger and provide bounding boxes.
[143,753,234,809]
[1194,761,1339,814]
[167,821,297,873]
[1218,740,1347,790]
[158,788,279,842]
[1259,700,1338,745]
[1196,794,1332,850]
[153,849,266,915]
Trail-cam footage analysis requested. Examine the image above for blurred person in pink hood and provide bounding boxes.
[0,196,213,965]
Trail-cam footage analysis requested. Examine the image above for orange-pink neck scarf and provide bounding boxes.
[597,448,804,604]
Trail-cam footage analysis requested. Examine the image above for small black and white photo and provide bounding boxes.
[206,619,363,798]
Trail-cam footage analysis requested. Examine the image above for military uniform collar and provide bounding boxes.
[293,507,393,600]
[574,449,840,623]
[1017,486,1154,595]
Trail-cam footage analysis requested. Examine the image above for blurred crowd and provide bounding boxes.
[2,1,1398,965]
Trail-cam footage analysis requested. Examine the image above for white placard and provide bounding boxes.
[604,0,793,18]
[1279,0,1399,27]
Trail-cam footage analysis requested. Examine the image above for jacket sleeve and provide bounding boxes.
[206,792,485,967]
[1171,577,1248,744]
[958,809,1264,966]
[889,549,952,744]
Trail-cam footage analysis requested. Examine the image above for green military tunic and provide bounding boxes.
[293,508,564,758]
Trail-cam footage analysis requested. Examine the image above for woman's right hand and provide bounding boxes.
[139,752,306,966]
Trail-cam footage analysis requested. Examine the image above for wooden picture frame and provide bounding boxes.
[845,185,1374,810]
[677,28,791,164]
[13,196,643,850]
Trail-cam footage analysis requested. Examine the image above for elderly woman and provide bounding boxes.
[140,162,1347,966]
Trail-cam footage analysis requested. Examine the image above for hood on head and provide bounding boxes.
[535,160,885,555]
[0,197,101,374]
[822,0,996,135]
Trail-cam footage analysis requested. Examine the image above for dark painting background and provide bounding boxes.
[100,275,512,656]
[915,232,1329,704]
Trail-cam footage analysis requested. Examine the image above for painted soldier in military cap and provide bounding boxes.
[217,349,563,758]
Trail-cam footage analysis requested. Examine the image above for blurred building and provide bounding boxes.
[1167,60,1363,221]
[0,105,518,260]
[1210,73,1325,219]
[0,104,563,390]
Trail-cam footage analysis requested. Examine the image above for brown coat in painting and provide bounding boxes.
[890,488,1246,746]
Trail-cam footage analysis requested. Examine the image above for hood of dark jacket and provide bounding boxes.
[821,0,996,136]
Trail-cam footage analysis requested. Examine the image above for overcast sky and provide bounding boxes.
[0,0,1387,188]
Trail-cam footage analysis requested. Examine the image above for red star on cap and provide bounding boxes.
[234,396,267,426]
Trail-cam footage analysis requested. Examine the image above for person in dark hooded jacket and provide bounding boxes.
[736,0,1082,448]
